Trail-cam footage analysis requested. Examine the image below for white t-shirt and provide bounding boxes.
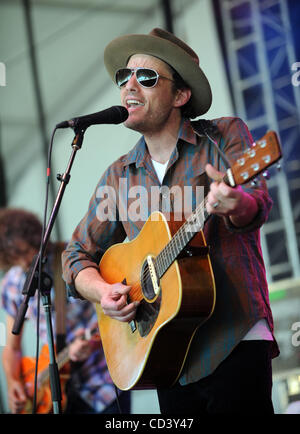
[152,158,169,184]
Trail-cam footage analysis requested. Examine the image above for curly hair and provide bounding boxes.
[0,208,43,269]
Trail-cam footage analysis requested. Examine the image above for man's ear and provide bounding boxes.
[174,88,192,108]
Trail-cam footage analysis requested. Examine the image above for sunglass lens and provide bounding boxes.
[116,69,132,87]
[136,69,158,87]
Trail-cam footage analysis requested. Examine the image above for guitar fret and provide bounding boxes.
[178,225,185,251]
[156,254,164,277]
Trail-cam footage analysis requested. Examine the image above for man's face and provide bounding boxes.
[120,54,180,134]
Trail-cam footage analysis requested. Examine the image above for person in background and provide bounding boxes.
[0,208,130,414]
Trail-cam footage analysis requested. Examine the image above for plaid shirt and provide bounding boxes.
[1,263,116,412]
[62,117,279,384]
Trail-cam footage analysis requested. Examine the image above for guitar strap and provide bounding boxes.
[191,119,231,170]
[53,241,67,353]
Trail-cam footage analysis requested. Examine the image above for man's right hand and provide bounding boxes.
[74,268,140,322]
[100,282,139,322]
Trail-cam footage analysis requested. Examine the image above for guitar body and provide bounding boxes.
[21,344,70,414]
[95,211,216,390]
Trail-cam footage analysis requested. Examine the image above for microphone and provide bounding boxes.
[56,105,128,129]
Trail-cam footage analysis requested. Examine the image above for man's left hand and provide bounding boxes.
[205,163,258,227]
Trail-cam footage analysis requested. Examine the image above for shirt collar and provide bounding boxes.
[178,118,198,146]
[122,118,197,168]
[122,136,148,168]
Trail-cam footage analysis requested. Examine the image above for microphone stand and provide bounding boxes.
[12,127,86,414]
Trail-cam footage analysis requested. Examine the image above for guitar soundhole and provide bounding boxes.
[136,260,161,337]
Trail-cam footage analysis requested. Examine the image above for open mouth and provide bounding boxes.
[126,99,145,110]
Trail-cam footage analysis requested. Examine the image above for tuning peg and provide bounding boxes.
[263,170,270,180]
[251,178,258,186]
[276,162,281,171]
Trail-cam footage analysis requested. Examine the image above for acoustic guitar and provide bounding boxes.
[95,131,282,391]
[20,327,99,413]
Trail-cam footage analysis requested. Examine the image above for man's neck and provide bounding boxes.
[144,116,183,164]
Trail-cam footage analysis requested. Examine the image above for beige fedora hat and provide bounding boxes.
[104,28,212,118]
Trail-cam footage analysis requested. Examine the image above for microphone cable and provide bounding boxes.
[32,125,58,414]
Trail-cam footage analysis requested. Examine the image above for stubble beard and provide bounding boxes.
[124,106,175,136]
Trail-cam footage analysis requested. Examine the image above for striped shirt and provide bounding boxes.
[62,117,279,384]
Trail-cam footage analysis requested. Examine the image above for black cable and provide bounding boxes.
[32,126,58,413]
[192,119,231,170]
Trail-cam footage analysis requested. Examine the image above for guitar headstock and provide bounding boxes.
[229,131,282,186]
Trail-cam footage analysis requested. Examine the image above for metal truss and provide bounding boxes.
[219,0,300,282]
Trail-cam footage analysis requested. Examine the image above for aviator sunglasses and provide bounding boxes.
[115,67,174,89]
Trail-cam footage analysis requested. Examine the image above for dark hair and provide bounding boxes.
[168,65,194,118]
[0,208,43,269]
